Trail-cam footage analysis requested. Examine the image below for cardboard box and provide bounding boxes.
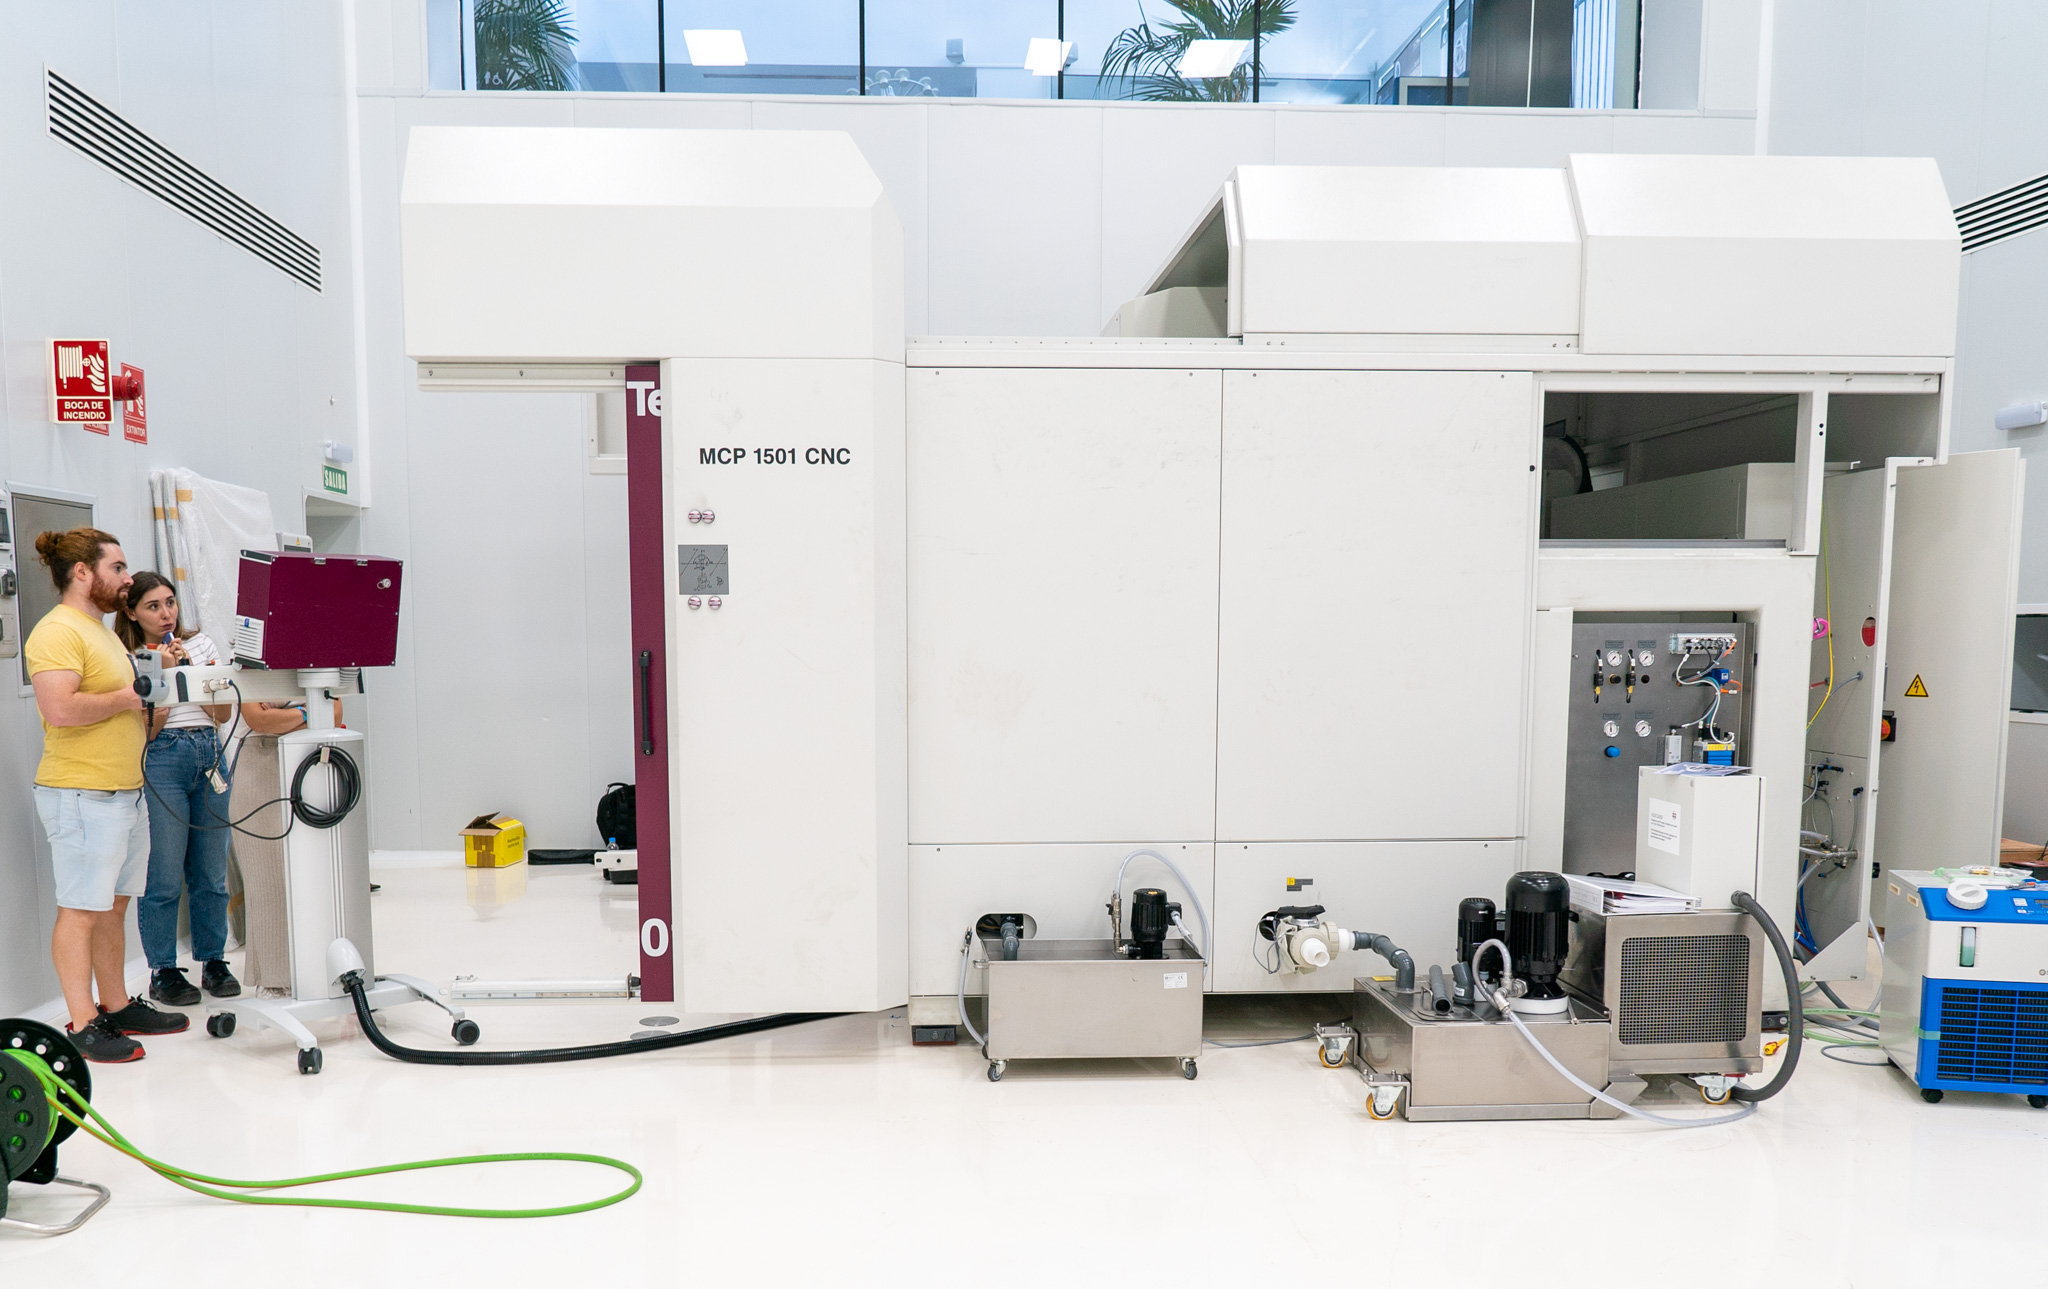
[461,813,526,868]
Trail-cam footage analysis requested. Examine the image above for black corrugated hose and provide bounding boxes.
[341,972,839,1066]
[1730,890,1803,1102]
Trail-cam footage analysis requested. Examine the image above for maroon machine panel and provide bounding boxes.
[234,551,403,668]
[625,363,675,1002]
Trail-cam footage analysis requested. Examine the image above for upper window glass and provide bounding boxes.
[425,0,1696,108]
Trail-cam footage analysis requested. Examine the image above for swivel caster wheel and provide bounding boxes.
[1180,1058,1198,1081]
[986,1061,1007,1082]
[2028,1095,2047,1109]
[205,1012,236,1038]
[297,1048,323,1076]
[1920,1088,1943,1103]
[452,1019,480,1046]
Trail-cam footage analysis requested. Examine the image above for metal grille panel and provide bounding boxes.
[1616,934,1749,1045]
[45,69,320,291]
[1955,173,2048,255]
[1935,987,2048,1086]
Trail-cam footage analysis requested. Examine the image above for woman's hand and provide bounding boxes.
[154,638,189,667]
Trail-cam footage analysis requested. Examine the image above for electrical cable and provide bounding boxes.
[6,1049,640,1219]
[288,743,361,828]
[1205,1034,1316,1049]
[1813,981,1880,1030]
[1818,1045,1890,1067]
[137,681,346,842]
[1809,514,1835,729]
[342,973,838,1066]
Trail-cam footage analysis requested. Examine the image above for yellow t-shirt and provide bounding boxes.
[25,603,145,790]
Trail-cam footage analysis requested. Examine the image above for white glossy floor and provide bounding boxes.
[9,853,2046,1287]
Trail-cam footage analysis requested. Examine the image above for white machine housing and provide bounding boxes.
[1634,768,1763,909]
[399,135,2015,1016]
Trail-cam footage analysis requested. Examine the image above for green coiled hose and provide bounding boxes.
[1,1050,640,1220]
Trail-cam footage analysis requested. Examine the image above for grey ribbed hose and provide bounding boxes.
[955,929,986,1047]
[1349,932,1416,991]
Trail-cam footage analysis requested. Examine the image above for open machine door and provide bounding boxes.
[1871,449,2025,919]
[1800,462,1911,979]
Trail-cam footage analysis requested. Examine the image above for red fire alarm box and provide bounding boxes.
[234,551,403,669]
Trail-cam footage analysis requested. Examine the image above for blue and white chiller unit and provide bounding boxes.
[1880,869,2048,1106]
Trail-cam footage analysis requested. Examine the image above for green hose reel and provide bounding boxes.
[0,1019,105,1235]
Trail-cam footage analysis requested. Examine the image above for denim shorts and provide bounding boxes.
[35,785,151,912]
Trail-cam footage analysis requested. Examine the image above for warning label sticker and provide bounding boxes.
[1648,800,1682,855]
[1904,674,1930,698]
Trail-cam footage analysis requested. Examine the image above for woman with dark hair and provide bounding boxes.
[116,572,241,1004]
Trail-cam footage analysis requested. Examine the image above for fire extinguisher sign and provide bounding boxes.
[48,339,112,431]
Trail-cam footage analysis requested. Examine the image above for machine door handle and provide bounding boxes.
[637,649,654,757]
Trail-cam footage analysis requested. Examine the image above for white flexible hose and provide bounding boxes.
[1490,987,1757,1128]
[1112,848,1212,972]
[955,929,986,1048]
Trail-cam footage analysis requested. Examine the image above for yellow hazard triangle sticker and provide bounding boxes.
[1904,674,1930,698]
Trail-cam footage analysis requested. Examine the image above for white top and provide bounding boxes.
[158,633,221,732]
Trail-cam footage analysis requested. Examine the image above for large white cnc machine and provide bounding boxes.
[400,131,2016,1020]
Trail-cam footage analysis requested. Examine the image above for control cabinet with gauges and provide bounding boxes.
[1562,621,1752,876]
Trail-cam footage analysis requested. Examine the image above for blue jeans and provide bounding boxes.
[140,727,233,968]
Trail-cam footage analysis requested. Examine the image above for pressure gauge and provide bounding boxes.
[1635,720,1652,738]
[1639,651,1657,667]
[1602,719,1620,738]
[1606,650,1623,667]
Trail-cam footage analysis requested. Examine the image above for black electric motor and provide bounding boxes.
[1127,888,1180,960]
[1456,897,1498,979]
[1504,872,1572,1004]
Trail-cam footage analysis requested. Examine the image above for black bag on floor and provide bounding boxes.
[596,782,636,850]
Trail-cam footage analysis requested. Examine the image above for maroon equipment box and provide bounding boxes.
[234,551,403,668]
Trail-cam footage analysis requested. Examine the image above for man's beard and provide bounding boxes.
[87,574,124,614]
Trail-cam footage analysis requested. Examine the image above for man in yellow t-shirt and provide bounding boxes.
[25,527,190,1063]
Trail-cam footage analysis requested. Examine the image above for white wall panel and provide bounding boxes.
[1210,841,1524,993]
[1216,370,1538,842]
[1272,108,1447,167]
[924,104,1102,336]
[1610,111,1756,155]
[908,365,1220,844]
[1443,109,1615,168]
[1700,0,1764,113]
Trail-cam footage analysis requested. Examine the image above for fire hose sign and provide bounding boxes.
[49,338,112,429]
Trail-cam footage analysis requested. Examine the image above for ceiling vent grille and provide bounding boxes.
[1955,172,2048,255]
[45,68,321,291]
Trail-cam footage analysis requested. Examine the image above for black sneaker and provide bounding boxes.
[101,996,191,1036]
[69,1014,144,1063]
[150,966,201,1006]
[201,960,242,998]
